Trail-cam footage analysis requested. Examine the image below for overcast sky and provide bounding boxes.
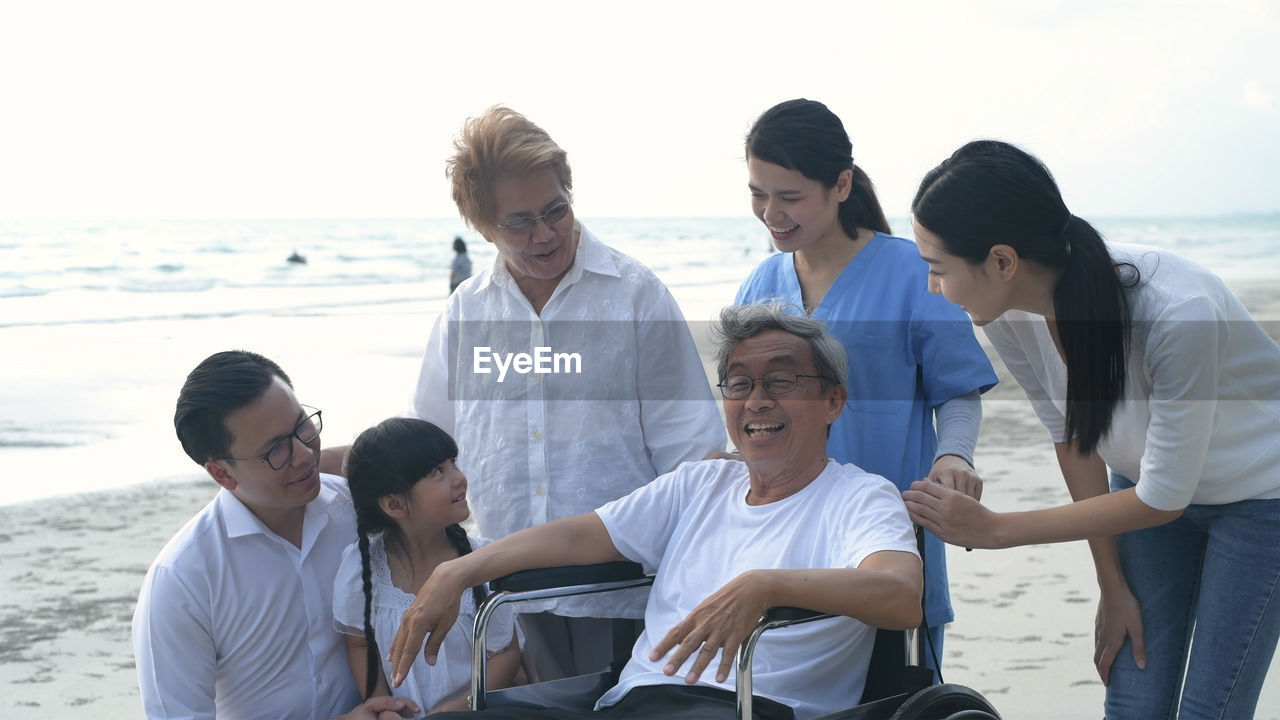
[2,0,1277,220]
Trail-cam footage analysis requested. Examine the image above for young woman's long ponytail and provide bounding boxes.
[1053,214,1133,453]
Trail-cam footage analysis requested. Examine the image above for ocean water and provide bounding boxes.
[0,217,771,328]
[3,214,1277,328]
[0,214,1277,506]
[2,214,1276,328]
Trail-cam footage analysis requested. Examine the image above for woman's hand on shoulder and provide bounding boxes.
[903,479,1001,549]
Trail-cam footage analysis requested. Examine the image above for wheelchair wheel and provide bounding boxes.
[888,683,1001,719]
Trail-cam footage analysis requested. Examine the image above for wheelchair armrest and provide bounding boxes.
[761,606,831,624]
[472,561,651,711]
[490,561,648,592]
[736,607,836,720]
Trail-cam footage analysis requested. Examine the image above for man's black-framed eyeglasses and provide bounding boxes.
[717,371,829,400]
[495,201,571,233]
[221,407,323,470]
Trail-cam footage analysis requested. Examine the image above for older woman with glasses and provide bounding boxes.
[408,106,723,681]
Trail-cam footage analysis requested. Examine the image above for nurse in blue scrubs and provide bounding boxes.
[734,99,998,675]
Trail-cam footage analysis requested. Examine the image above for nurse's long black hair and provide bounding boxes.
[344,417,484,699]
[746,98,892,237]
[912,140,1138,455]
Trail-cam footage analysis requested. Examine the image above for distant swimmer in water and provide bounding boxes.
[449,236,470,292]
[287,250,307,264]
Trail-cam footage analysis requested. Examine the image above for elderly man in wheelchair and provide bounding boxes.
[387,303,984,719]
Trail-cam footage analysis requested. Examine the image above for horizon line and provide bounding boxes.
[3,211,1278,224]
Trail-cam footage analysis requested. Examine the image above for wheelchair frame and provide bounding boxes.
[469,561,1001,719]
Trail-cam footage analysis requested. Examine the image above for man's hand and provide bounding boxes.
[335,695,421,720]
[649,570,771,685]
[927,454,983,500]
[903,479,1000,549]
[387,562,466,688]
[1095,585,1146,686]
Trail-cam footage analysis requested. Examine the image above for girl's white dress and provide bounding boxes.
[332,532,520,712]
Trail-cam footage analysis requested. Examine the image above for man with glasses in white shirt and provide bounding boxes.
[132,350,419,719]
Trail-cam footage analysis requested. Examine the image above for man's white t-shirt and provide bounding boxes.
[594,458,918,720]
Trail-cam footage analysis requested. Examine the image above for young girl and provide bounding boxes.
[904,139,1280,718]
[333,417,522,714]
[734,98,998,673]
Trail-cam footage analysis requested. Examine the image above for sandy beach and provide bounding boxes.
[2,279,1279,718]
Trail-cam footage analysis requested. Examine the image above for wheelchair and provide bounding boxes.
[468,559,1001,719]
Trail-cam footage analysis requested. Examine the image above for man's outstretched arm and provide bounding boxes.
[386,511,626,687]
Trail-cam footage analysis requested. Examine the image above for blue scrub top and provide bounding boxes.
[736,233,998,625]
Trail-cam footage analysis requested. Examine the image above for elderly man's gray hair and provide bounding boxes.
[713,303,849,388]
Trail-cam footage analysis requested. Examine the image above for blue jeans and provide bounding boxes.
[1106,474,1280,719]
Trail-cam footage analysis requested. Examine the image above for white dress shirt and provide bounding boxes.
[410,223,725,616]
[132,475,361,719]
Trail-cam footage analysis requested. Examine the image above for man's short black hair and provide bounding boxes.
[174,350,292,465]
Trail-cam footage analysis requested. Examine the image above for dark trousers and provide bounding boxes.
[431,684,795,719]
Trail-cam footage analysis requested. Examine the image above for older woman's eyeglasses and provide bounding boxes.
[717,371,827,400]
[496,201,571,233]
[222,407,323,470]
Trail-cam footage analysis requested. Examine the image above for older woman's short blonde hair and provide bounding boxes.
[446,106,573,234]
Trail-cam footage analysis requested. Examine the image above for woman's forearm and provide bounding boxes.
[1053,443,1129,590]
[992,487,1183,548]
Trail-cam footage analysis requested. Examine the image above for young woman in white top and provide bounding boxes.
[334,418,522,714]
[903,139,1280,719]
